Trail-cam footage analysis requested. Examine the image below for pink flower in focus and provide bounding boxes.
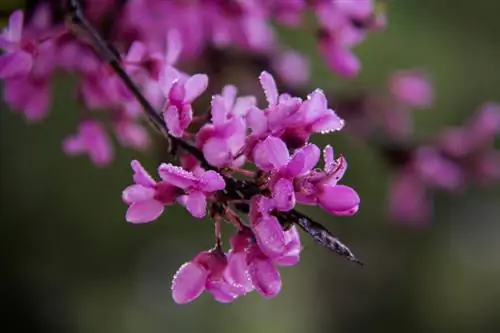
[162,73,209,137]
[158,163,225,218]
[196,86,253,167]
[247,72,343,149]
[62,120,114,167]
[295,145,360,216]
[122,160,177,223]
[172,248,246,304]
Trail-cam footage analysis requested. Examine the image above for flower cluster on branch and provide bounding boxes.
[2,0,499,304]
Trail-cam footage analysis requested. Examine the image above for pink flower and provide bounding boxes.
[3,76,51,122]
[295,145,360,216]
[122,160,177,224]
[389,70,433,108]
[0,10,34,79]
[158,164,225,218]
[62,120,114,167]
[318,35,360,78]
[272,50,310,86]
[114,117,151,152]
[172,249,246,304]
[196,87,253,167]
[226,227,301,298]
[388,169,431,226]
[247,72,343,149]
[162,73,209,137]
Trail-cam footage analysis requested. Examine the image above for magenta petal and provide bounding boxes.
[259,71,279,106]
[122,184,155,203]
[253,215,286,258]
[305,89,328,119]
[124,41,147,63]
[283,150,305,177]
[164,105,183,137]
[166,29,182,65]
[310,110,345,133]
[210,95,228,125]
[323,145,334,171]
[199,170,226,192]
[0,51,33,79]
[7,10,24,42]
[158,163,197,189]
[224,252,253,293]
[126,199,164,224]
[246,106,268,134]
[131,160,156,187]
[180,191,207,218]
[254,136,289,171]
[82,121,114,167]
[62,136,84,155]
[184,74,208,103]
[207,286,238,303]
[203,137,231,167]
[171,262,209,304]
[274,226,301,267]
[249,258,281,298]
[318,185,360,215]
[272,179,295,212]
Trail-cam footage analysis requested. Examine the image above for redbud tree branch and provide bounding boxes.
[65,0,363,265]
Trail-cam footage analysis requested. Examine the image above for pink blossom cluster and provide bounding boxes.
[1,1,384,167]
[0,2,371,305]
[388,104,500,225]
[122,72,360,303]
[118,0,385,78]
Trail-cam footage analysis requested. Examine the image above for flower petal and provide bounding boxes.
[246,106,267,134]
[199,170,226,192]
[164,105,182,137]
[253,136,289,171]
[126,199,164,223]
[166,29,182,65]
[171,262,208,304]
[202,137,231,167]
[179,191,207,218]
[249,258,281,298]
[131,160,156,187]
[7,10,24,42]
[224,252,253,293]
[253,215,286,258]
[259,71,278,106]
[0,51,33,79]
[210,95,228,125]
[274,226,301,267]
[158,163,197,189]
[122,184,155,203]
[184,74,208,103]
[272,179,295,212]
[318,185,360,216]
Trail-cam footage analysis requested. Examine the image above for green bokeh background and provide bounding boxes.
[2,1,500,333]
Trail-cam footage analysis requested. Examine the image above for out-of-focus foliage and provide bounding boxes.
[1,0,500,333]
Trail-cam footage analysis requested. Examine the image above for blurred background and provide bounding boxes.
[2,0,500,333]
